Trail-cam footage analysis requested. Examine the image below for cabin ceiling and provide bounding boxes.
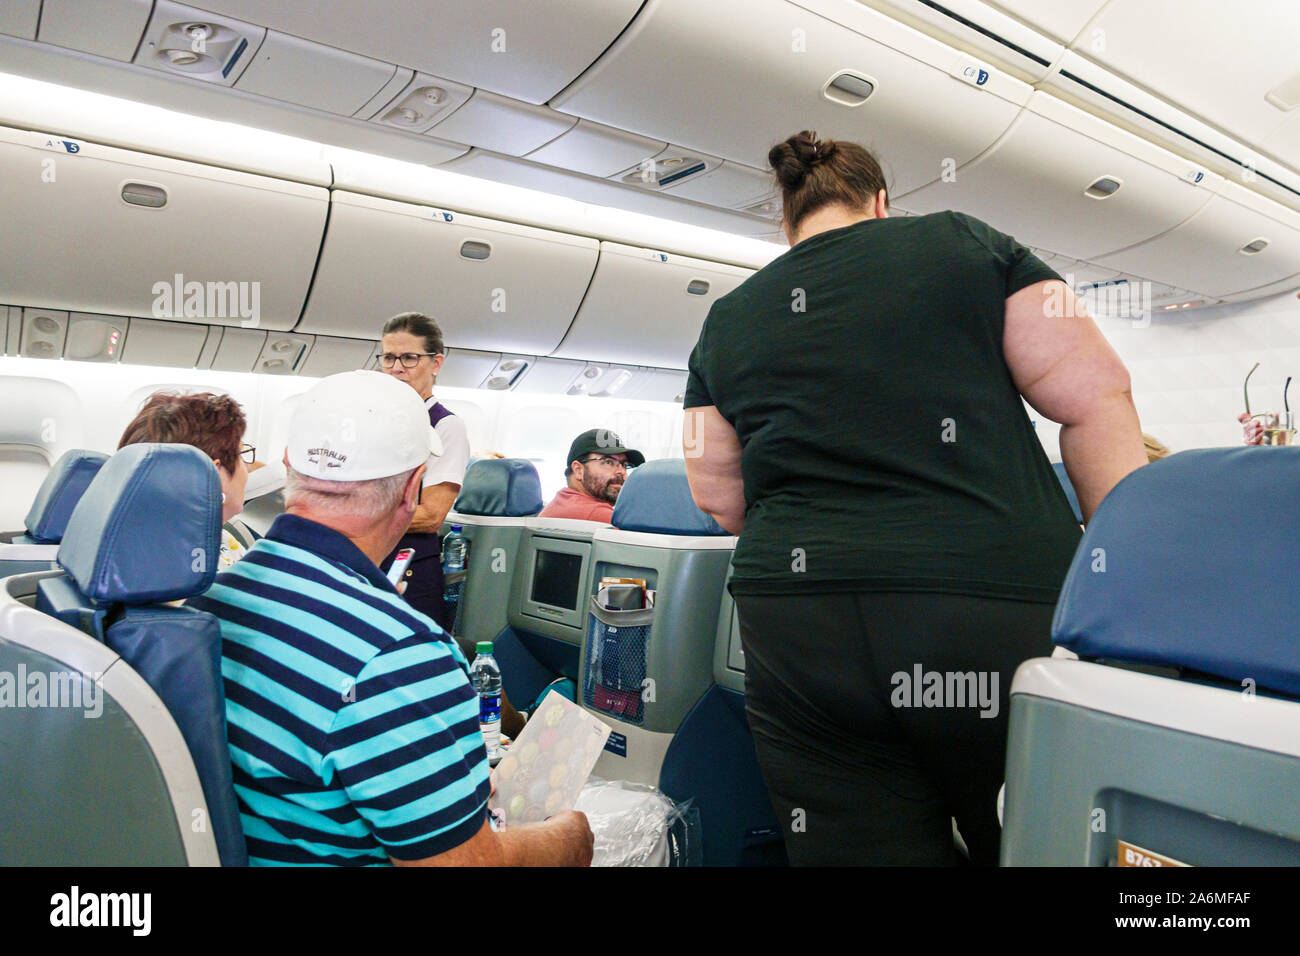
[1,0,1299,305]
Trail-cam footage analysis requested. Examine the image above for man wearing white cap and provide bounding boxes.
[190,371,592,866]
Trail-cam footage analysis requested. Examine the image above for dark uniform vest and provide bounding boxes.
[383,401,456,631]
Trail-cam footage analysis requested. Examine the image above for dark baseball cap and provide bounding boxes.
[566,429,645,471]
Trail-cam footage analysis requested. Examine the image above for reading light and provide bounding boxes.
[1240,238,1269,255]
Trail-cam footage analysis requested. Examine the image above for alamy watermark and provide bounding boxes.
[0,665,103,718]
[891,665,999,718]
[152,273,261,327]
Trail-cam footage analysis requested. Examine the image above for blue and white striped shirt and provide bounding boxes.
[189,513,490,866]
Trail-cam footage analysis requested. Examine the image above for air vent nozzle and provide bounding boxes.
[1240,237,1270,255]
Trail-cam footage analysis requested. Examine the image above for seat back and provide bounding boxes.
[577,460,750,862]
[34,443,246,866]
[1052,448,1300,695]
[0,571,221,865]
[1003,448,1300,865]
[0,450,108,578]
[443,459,545,654]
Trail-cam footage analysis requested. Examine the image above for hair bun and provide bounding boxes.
[768,130,836,190]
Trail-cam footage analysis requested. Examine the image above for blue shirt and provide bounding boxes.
[189,513,490,866]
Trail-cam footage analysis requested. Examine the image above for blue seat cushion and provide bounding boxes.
[612,459,730,536]
[24,450,109,544]
[59,444,221,605]
[1053,448,1300,697]
[454,459,543,517]
[106,606,248,867]
[36,574,108,639]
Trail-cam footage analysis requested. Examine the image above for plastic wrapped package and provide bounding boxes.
[574,778,698,867]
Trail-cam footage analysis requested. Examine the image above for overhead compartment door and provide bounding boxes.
[552,242,752,370]
[0,127,328,331]
[552,0,1031,197]
[300,191,599,355]
[1093,182,1300,300]
[895,93,1222,262]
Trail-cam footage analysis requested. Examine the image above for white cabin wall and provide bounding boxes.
[1092,290,1300,455]
[0,355,685,528]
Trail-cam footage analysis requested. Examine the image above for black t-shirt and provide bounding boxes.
[684,210,1082,602]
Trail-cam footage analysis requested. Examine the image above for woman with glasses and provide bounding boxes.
[377,312,472,632]
[118,390,259,570]
[683,130,1147,866]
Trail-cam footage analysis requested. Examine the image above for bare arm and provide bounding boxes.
[390,810,593,867]
[407,482,460,534]
[682,406,746,534]
[1003,280,1147,523]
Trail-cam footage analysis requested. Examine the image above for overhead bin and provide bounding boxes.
[0,0,39,39]
[0,126,328,331]
[552,242,752,370]
[194,0,645,103]
[551,0,1031,197]
[896,92,1221,261]
[299,190,599,355]
[1093,181,1300,299]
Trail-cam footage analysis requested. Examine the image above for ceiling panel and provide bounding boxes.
[189,0,645,103]
[983,0,1106,44]
[1078,0,1300,147]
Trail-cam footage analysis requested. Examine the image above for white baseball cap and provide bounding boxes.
[287,370,443,482]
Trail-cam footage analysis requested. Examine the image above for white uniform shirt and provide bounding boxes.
[423,393,471,489]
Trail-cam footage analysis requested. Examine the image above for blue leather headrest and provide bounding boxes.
[1053,448,1300,696]
[453,458,543,516]
[23,449,110,543]
[1051,462,1083,524]
[58,443,222,605]
[612,459,730,536]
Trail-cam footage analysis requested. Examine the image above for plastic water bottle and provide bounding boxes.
[442,525,467,574]
[470,642,502,757]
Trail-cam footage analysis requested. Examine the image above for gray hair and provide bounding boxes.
[284,466,418,522]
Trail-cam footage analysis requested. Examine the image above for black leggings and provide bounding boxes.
[734,591,1056,866]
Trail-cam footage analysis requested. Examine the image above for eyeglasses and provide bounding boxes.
[580,456,630,471]
[378,352,439,368]
[240,442,256,465]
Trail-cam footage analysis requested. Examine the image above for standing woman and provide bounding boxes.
[378,312,471,632]
[683,130,1147,865]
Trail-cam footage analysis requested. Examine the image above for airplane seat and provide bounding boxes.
[0,449,108,577]
[442,458,544,662]
[1051,461,1083,524]
[581,459,756,864]
[29,443,247,866]
[1003,448,1300,865]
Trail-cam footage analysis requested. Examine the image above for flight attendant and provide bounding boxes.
[378,312,471,632]
[683,130,1148,865]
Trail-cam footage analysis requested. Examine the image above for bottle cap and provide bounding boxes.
[451,525,463,532]
[476,641,493,654]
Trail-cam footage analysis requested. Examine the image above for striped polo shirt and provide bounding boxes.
[189,513,490,866]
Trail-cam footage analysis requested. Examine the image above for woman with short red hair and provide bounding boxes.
[118,391,255,570]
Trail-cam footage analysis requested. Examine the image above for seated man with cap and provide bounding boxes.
[190,371,592,867]
[539,429,646,522]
